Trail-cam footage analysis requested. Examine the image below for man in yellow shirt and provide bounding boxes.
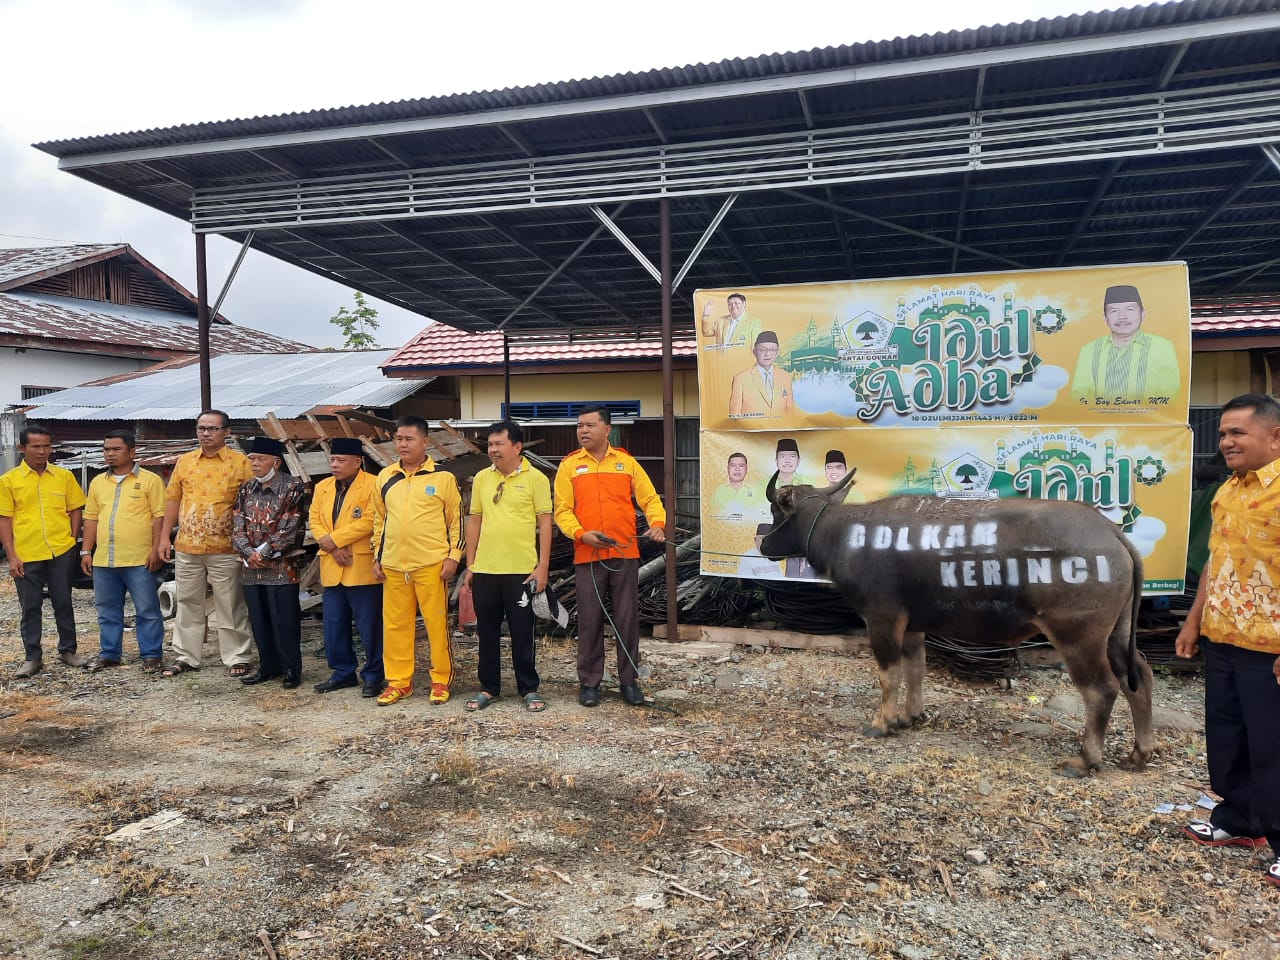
[1070,284,1180,404]
[80,430,166,673]
[462,420,552,712]
[371,416,462,706]
[158,410,254,678]
[309,437,384,698]
[1176,393,1280,888]
[0,425,89,677]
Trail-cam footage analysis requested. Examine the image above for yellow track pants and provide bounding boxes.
[381,564,453,690]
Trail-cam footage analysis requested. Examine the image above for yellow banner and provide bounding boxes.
[695,262,1190,431]
[700,426,1191,593]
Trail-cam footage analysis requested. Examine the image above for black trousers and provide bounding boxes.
[574,558,639,687]
[243,583,302,681]
[14,546,79,661]
[1204,639,1280,855]
[471,572,540,696]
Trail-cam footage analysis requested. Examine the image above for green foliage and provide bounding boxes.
[329,290,381,349]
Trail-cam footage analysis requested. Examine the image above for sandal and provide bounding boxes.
[524,692,547,712]
[377,685,413,706]
[228,663,252,678]
[141,658,163,674]
[466,691,500,711]
[1183,820,1266,848]
[161,661,199,678]
[1267,858,1280,888]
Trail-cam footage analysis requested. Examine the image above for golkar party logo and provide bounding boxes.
[849,285,1067,421]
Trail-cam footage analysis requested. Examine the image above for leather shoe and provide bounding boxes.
[361,680,384,699]
[578,685,601,707]
[59,651,91,668]
[240,670,280,686]
[314,675,358,694]
[281,674,301,690]
[620,683,646,706]
[14,659,42,679]
[87,656,121,673]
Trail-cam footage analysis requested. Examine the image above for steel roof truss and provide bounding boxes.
[673,194,737,289]
[187,80,1280,234]
[590,205,660,283]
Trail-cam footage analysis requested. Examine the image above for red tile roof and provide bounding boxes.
[383,322,697,371]
[1192,314,1280,335]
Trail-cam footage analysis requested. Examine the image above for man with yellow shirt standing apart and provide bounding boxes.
[1176,394,1280,888]
[0,424,89,677]
[158,409,254,678]
[554,404,666,708]
[372,415,462,706]
[309,437,384,698]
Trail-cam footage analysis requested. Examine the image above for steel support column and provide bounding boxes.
[660,197,678,641]
[195,233,211,410]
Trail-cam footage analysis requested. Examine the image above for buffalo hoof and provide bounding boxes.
[1120,748,1152,772]
[1057,758,1098,779]
[862,724,890,739]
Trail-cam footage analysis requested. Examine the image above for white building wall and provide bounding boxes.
[0,348,149,408]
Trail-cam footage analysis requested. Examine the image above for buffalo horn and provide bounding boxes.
[765,470,780,504]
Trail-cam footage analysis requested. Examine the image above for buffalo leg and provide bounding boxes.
[900,631,926,727]
[1050,625,1120,776]
[864,615,908,738]
[1109,630,1155,770]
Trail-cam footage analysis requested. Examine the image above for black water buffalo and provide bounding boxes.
[762,469,1154,776]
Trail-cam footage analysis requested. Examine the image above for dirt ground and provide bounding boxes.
[0,579,1277,960]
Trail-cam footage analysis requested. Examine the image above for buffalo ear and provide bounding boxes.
[776,484,798,513]
[826,466,858,500]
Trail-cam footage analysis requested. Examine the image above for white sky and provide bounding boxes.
[0,0,1110,349]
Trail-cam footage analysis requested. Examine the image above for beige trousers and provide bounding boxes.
[171,551,253,668]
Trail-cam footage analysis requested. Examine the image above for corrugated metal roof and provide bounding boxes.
[35,0,1271,155]
[25,350,429,421]
[382,323,697,371]
[0,244,125,287]
[0,293,308,355]
[32,1,1280,339]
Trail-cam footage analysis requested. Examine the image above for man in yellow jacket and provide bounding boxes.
[309,437,384,698]
[371,416,462,706]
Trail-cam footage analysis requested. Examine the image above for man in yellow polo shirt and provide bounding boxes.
[0,424,90,677]
[1176,393,1280,888]
[80,430,166,673]
[461,420,552,712]
[158,409,254,678]
[371,415,462,706]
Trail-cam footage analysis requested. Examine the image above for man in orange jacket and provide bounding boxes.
[553,404,666,707]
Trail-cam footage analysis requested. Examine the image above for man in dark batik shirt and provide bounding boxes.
[232,437,306,689]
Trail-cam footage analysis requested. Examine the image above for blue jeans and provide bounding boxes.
[93,565,164,661]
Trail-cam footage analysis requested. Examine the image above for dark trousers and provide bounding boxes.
[574,558,639,687]
[323,583,384,686]
[472,572,540,696]
[14,546,79,661]
[243,583,302,681]
[1204,639,1280,854]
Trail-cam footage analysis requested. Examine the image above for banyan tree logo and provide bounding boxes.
[939,453,998,499]
[838,310,897,362]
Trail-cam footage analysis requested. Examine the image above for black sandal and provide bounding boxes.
[161,661,199,678]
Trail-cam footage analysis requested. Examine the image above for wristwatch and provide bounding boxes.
[80,550,91,556]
